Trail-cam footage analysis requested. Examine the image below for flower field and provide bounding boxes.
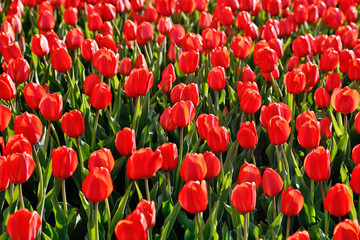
[0,0,360,239]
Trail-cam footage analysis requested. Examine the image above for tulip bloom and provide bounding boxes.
[124,68,154,98]
[325,183,353,217]
[280,187,304,216]
[178,50,199,74]
[119,58,132,76]
[231,182,256,214]
[136,22,154,45]
[230,36,252,59]
[93,48,119,78]
[203,151,220,179]
[115,128,136,156]
[51,47,72,73]
[180,153,207,182]
[260,102,292,129]
[14,112,43,145]
[31,34,49,57]
[284,69,306,95]
[319,48,339,72]
[0,105,11,132]
[210,47,230,69]
[7,57,30,84]
[0,73,16,101]
[4,134,32,157]
[158,143,178,171]
[257,47,278,73]
[38,10,55,31]
[207,125,229,153]
[240,89,262,114]
[297,121,321,150]
[52,146,78,179]
[237,162,261,189]
[171,100,196,128]
[196,114,219,140]
[353,145,360,165]
[331,87,360,114]
[314,87,331,108]
[136,199,156,228]
[350,165,360,195]
[0,156,9,191]
[88,148,115,173]
[292,35,311,57]
[333,219,360,240]
[170,83,199,107]
[287,230,311,240]
[66,28,84,50]
[126,148,163,180]
[325,72,342,93]
[268,116,291,145]
[304,146,330,182]
[7,209,42,240]
[83,74,101,97]
[39,93,63,121]
[89,83,113,110]
[115,209,148,240]
[7,153,35,184]
[82,167,113,202]
[179,180,208,214]
[208,66,226,91]
[61,110,84,138]
[160,107,177,132]
[81,39,99,62]
[237,121,258,150]
[262,167,283,197]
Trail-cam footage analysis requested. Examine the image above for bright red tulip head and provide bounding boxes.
[287,230,311,240]
[93,48,119,78]
[61,110,84,138]
[126,148,163,180]
[280,187,304,216]
[237,162,261,189]
[82,167,113,202]
[7,152,35,184]
[268,116,291,145]
[179,180,208,214]
[7,209,42,240]
[0,73,16,101]
[39,93,63,121]
[160,107,177,132]
[89,82,113,110]
[196,114,219,140]
[81,39,99,62]
[157,142,178,171]
[331,87,360,114]
[7,57,30,84]
[0,105,11,132]
[124,68,154,98]
[231,182,257,214]
[115,128,136,156]
[31,34,49,57]
[284,68,306,95]
[180,153,207,182]
[262,167,283,197]
[51,47,72,73]
[14,112,43,145]
[207,125,229,153]
[171,100,196,128]
[52,146,78,179]
[203,151,220,179]
[115,209,148,240]
[325,183,353,217]
[4,134,32,157]
[304,146,330,182]
[178,50,199,74]
[237,121,258,150]
[333,219,360,240]
[136,199,156,228]
[88,148,115,173]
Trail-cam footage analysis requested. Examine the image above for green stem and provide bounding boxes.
[9,100,16,116]
[196,213,204,240]
[61,179,68,216]
[131,96,140,130]
[76,137,85,181]
[320,181,329,235]
[272,196,276,218]
[91,110,100,149]
[105,198,111,240]
[344,114,348,135]
[275,145,284,186]
[167,171,171,193]
[43,121,51,157]
[310,180,314,204]
[280,145,291,187]
[145,178,150,201]
[66,71,74,90]
[32,145,44,218]
[215,90,220,117]
[94,202,99,240]
[250,149,256,166]
[270,72,280,102]
[207,180,211,216]
[19,184,25,209]
[286,215,290,239]
[9,183,13,213]
[302,87,308,106]
[244,213,248,240]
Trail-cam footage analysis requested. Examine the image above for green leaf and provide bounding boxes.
[160,202,180,240]
[203,201,220,240]
[265,214,283,239]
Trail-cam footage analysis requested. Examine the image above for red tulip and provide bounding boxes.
[83,74,101,97]
[31,34,49,57]
[66,28,84,50]
[127,148,163,180]
[38,10,55,31]
[237,81,258,100]
[325,72,342,93]
[52,146,78,179]
[178,0,196,13]
[169,24,185,45]
[81,39,99,62]
[202,28,225,50]
[158,64,176,93]
[178,50,199,74]
[133,54,147,69]
[179,180,208,214]
[180,153,207,182]
[136,199,156,228]
[124,68,154,98]
[0,73,16,101]
[240,88,262,114]
[287,56,300,72]
[207,66,226,91]
[61,110,84,138]
[260,102,292,129]
[157,17,172,35]
[350,165,360,195]
[339,49,355,73]
[280,187,304,216]
[82,167,113,202]
[292,35,311,57]
[171,83,199,107]
[88,148,114,173]
[241,66,256,82]
[7,153,35,184]
[0,156,9,191]
[14,112,43,145]
[257,47,278,73]
[51,47,72,73]
[196,114,219,140]
[262,167,283,197]
[100,3,116,21]
[136,22,154,45]
[157,143,178,171]
[287,230,310,240]
[314,87,331,108]
[3,42,22,65]
[325,183,353,217]
[210,47,229,69]
[199,12,212,29]
[88,13,103,32]
[64,7,78,25]
[115,209,148,240]
[89,83,113,110]
[333,219,360,240]
[268,116,291,145]
[171,100,196,128]
[7,57,30,84]
[0,105,11,132]
[348,58,360,81]
[119,58,132,76]
[39,93,63,121]
[284,69,306,95]
[93,48,119,78]
[320,117,332,138]
[356,113,360,135]
[7,209,42,240]
[182,33,203,53]
[331,87,360,114]
[237,162,261,188]
[155,0,176,16]
[304,146,330,181]
[298,120,321,149]
[231,182,256,214]
[23,82,46,110]
[300,62,319,87]
[319,48,339,72]
[237,121,258,150]
[4,134,32,157]
[323,7,344,29]
[160,107,177,132]
[207,125,229,153]
[115,128,136,156]
[203,151,220,179]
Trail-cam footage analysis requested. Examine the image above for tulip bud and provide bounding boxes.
[231,182,257,214]
[52,146,78,179]
[158,143,178,171]
[333,219,360,240]
[207,125,229,153]
[237,121,258,150]
[325,183,353,217]
[180,153,207,182]
[0,105,11,132]
[262,167,283,197]
[7,153,35,184]
[126,148,163,180]
[7,209,42,240]
[237,162,261,188]
[14,112,43,145]
[115,128,136,156]
[281,187,304,216]
[82,167,113,202]
[89,83,113,110]
[179,180,208,214]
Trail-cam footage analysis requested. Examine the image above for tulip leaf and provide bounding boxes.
[160,202,180,240]
[0,233,8,240]
[224,140,238,174]
[265,213,283,239]
[203,201,219,239]
[329,110,342,136]
[184,219,196,240]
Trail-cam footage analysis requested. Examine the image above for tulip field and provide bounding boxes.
[2,0,360,239]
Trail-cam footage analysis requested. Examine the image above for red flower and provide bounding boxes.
[82,167,113,202]
[83,74,101,97]
[325,72,342,93]
[119,58,132,76]
[158,64,176,93]
[319,48,339,72]
[61,110,84,138]
[325,183,353,217]
[0,105,11,132]
[314,87,330,108]
[287,230,310,240]
[237,121,258,150]
[207,125,229,153]
[333,219,360,240]
[115,209,148,240]
[196,114,219,140]
[170,83,199,107]
[171,100,196,128]
[89,83,113,110]
[14,112,43,145]
[4,134,32,157]
[126,148,163,180]
[178,50,199,74]
[81,39,99,62]
[88,13,103,32]
[88,148,115,173]
[64,7,78,25]
[231,182,257,214]
[207,66,226,91]
[182,33,203,53]
[350,165,360,195]
[38,10,55,31]
[160,107,177,132]
[178,0,196,13]
[51,47,72,73]
[7,153,35,184]
[304,146,330,182]
[180,153,207,182]
[179,180,208,214]
[157,17,172,35]
[115,128,136,156]
[39,93,63,121]
[0,73,16,101]
[7,209,42,240]
[136,199,156,228]
[157,143,178,171]
[292,35,311,57]
[93,48,119,78]
[203,151,220,179]
[31,34,49,57]
[66,28,84,50]
[356,112,360,135]
[237,162,261,189]
[124,68,154,98]
[210,47,229,69]
[240,88,262,114]
[268,116,291,145]
[7,57,30,84]
[284,68,306,95]
[52,146,78,179]
[280,187,304,216]
[320,117,332,138]
[136,22,154,45]
[331,87,360,114]
[0,156,9,191]
[300,62,319,87]
[348,58,360,81]
[262,167,283,197]
[257,47,278,73]
[260,102,292,129]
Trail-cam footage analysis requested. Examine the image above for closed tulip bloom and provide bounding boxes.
[240,89,262,114]
[196,114,219,140]
[287,230,311,240]
[202,28,225,50]
[61,110,84,138]
[14,112,42,145]
[115,128,136,156]
[262,167,283,197]
[268,116,291,145]
[241,66,256,82]
[231,182,256,214]
[314,87,331,108]
[333,219,360,240]
[3,42,23,65]
[260,102,292,129]
[93,48,119,78]
[300,62,319,87]
[7,209,42,240]
[81,39,99,62]
[320,48,339,72]
[160,107,177,132]
[7,57,30,84]
[207,66,226,91]
[325,183,353,217]
[82,167,113,202]
[210,47,229,69]
[350,165,360,195]
[0,105,11,132]
[207,125,229,153]
[49,39,67,55]
[66,28,84,50]
[39,93,63,121]
[157,143,178,171]
[157,17,172,35]
[325,72,342,93]
[119,58,132,76]
[331,87,360,114]
[182,33,203,53]
[237,81,259,101]
[136,199,156,228]
[89,83,113,110]
[339,49,355,73]
[171,100,196,128]
[83,74,101,97]
[38,10,55,31]
[287,56,300,72]
[31,34,49,57]
[180,153,207,182]
[320,117,332,138]
[0,73,16,101]
[304,146,330,181]
[295,110,317,132]
[88,148,114,172]
[171,83,199,107]
[280,187,304,216]
[115,209,148,240]
[348,58,360,81]
[178,50,199,74]
[51,47,72,73]
[136,22,154,45]
[237,121,258,150]
[133,54,147,69]
[199,12,212,29]
[124,68,154,98]
[127,148,163,180]
[4,134,32,156]
[292,36,311,57]
[179,180,208,214]
[257,47,278,73]
[52,146,78,179]
[7,153,35,184]
[203,151,220,179]
[87,13,103,32]
[0,156,9,191]
[123,20,137,41]
[237,162,261,189]
[64,7,78,25]
[169,25,185,45]
[298,121,321,149]
[284,69,306,95]
[323,7,344,29]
